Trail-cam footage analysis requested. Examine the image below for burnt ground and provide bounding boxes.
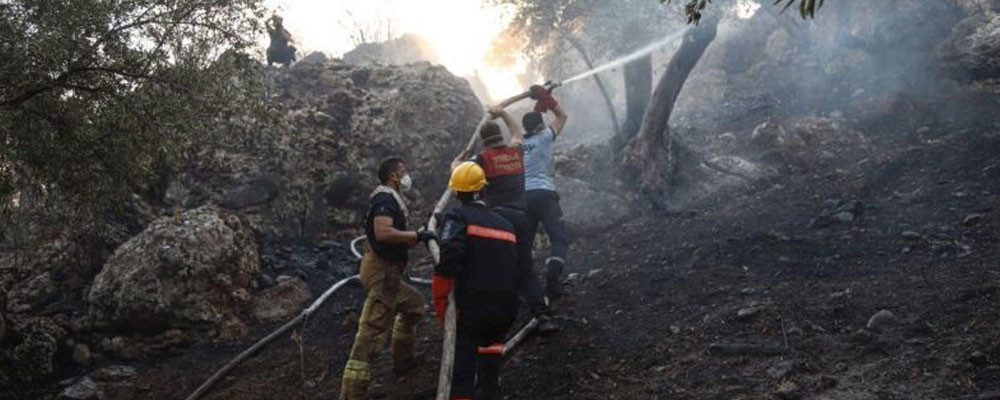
[17,126,999,400]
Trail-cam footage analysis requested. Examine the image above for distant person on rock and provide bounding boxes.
[339,157,437,400]
[433,162,525,400]
[521,85,571,301]
[452,105,559,334]
[266,15,296,67]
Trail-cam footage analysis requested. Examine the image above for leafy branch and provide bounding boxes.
[663,0,824,24]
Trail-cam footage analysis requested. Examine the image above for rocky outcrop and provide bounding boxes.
[250,276,311,321]
[167,60,482,239]
[87,206,260,335]
[938,12,1000,80]
[343,33,440,66]
[555,176,632,236]
[0,314,66,384]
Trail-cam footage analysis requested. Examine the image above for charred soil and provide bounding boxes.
[14,126,999,400]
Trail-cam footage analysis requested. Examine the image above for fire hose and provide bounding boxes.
[431,81,560,400]
[184,83,558,400]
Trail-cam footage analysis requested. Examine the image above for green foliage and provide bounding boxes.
[0,0,268,224]
[664,0,824,24]
[491,0,675,77]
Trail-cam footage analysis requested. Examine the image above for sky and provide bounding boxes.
[263,0,526,98]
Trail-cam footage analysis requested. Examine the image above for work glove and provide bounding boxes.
[528,84,549,100]
[432,274,455,323]
[530,85,559,113]
[416,228,438,244]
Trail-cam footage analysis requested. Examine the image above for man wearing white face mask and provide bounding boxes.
[340,157,437,400]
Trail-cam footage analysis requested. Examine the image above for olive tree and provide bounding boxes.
[0,0,268,220]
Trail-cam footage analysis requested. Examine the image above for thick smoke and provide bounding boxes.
[534,1,994,152]
[672,0,987,138]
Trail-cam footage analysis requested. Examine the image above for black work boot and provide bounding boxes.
[544,258,567,301]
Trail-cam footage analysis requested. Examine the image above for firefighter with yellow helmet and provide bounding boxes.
[433,162,525,400]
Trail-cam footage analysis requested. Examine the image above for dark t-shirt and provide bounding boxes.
[268,27,291,48]
[365,193,408,263]
[474,145,526,209]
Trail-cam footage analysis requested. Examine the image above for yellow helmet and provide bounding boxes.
[449,161,487,193]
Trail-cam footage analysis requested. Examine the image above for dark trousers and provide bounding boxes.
[452,292,518,400]
[492,206,548,315]
[267,44,296,66]
[525,190,570,279]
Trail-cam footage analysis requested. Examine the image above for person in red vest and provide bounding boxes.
[452,105,558,333]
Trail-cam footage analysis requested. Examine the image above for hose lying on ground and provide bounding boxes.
[185,234,367,400]
[185,235,371,400]
[184,273,359,400]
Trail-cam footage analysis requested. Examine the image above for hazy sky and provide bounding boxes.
[264,0,525,97]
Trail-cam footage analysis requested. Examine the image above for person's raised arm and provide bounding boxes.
[550,102,568,138]
[373,216,418,245]
[490,105,523,146]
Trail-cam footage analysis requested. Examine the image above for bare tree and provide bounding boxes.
[621,17,719,210]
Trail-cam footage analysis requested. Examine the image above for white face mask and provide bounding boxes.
[399,174,413,192]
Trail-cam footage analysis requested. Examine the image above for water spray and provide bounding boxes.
[562,28,689,85]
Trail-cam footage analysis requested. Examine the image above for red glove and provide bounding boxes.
[432,274,455,322]
[530,85,558,113]
[529,85,548,100]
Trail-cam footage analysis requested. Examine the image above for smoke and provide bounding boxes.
[668,0,980,138]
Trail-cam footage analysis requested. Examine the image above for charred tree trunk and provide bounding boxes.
[566,37,621,140]
[621,19,718,210]
[613,55,653,155]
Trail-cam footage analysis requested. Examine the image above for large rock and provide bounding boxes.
[938,13,1000,80]
[88,206,260,335]
[0,314,66,384]
[167,60,482,239]
[343,33,440,66]
[554,176,632,236]
[250,276,311,321]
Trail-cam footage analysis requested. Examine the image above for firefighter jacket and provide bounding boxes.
[435,202,523,294]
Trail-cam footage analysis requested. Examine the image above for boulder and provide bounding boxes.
[250,276,312,321]
[0,314,66,384]
[750,121,802,149]
[299,51,329,64]
[167,60,482,239]
[938,13,1000,80]
[554,176,632,236]
[87,206,260,335]
[60,377,102,400]
[91,365,137,383]
[8,272,59,312]
[72,343,92,366]
[343,33,440,66]
[219,174,281,210]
